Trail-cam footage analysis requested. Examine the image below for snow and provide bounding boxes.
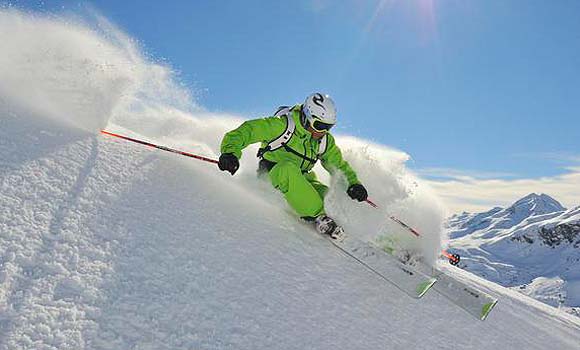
[1,8,580,350]
[515,276,567,308]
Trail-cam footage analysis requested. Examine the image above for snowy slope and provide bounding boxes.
[1,9,580,350]
[447,194,580,316]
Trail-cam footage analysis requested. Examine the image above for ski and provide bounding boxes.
[327,234,436,299]
[381,238,498,320]
[416,264,498,321]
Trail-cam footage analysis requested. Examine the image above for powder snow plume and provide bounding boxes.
[0,8,443,259]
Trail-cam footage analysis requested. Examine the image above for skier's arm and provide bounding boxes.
[220,117,285,159]
[320,135,360,186]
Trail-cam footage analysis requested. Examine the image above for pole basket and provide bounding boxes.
[448,253,461,266]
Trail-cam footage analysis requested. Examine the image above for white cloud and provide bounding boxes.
[415,167,518,181]
[422,167,580,214]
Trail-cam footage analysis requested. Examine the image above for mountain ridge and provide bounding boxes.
[446,193,580,317]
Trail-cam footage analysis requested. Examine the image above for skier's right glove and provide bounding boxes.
[347,183,368,202]
[218,153,239,175]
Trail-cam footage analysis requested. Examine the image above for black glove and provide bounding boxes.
[218,153,239,175]
[347,183,368,202]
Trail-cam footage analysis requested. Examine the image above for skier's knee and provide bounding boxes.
[269,162,302,193]
[299,192,324,217]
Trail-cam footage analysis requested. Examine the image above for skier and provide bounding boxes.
[218,92,368,239]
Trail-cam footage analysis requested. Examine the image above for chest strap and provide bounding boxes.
[282,143,317,163]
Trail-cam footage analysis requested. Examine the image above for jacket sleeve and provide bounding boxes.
[320,134,360,186]
[220,117,285,159]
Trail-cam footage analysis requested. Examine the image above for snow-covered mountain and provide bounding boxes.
[447,193,567,239]
[447,194,580,317]
[1,9,580,349]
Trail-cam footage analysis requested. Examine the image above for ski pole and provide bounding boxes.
[100,130,218,165]
[365,198,379,208]
[441,250,461,266]
[364,198,460,265]
[388,215,421,237]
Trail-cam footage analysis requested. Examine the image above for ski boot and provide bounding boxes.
[315,215,345,240]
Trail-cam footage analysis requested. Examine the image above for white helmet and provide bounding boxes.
[302,93,337,132]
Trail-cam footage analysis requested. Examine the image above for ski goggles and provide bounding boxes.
[310,118,334,132]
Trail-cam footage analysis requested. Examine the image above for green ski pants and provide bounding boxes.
[268,161,328,218]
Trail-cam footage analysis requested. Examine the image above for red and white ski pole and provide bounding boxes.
[365,199,460,266]
[100,130,219,164]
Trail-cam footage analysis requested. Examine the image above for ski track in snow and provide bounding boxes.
[0,8,579,350]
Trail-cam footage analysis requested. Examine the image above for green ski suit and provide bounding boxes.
[220,105,360,218]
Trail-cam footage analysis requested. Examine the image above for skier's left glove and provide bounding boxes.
[347,183,368,202]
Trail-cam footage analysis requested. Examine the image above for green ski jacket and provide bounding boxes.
[220,105,360,186]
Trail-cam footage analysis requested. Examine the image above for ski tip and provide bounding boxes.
[416,278,437,298]
[480,299,498,321]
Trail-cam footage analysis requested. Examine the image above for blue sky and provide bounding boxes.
[7,0,580,211]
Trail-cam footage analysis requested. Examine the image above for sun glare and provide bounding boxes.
[364,0,438,43]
